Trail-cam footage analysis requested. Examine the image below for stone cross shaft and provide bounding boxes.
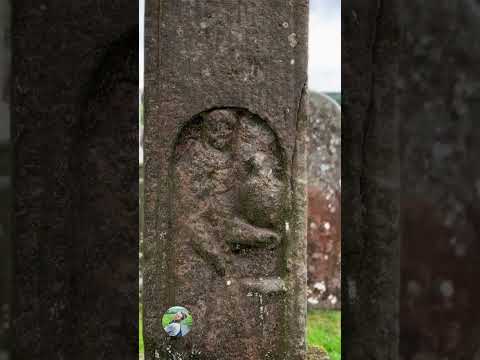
[144,1,308,359]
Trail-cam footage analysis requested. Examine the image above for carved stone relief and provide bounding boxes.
[168,108,289,357]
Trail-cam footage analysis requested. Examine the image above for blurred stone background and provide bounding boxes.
[306,92,341,310]
[398,2,480,358]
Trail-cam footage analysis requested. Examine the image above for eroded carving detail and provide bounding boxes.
[172,108,287,287]
[168,108,288,357]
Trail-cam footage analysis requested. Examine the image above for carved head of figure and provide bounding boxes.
[202,109,237,150]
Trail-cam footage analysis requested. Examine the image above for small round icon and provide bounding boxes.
[162,306,192,337]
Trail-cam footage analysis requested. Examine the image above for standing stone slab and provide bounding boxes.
[144,1,308,359]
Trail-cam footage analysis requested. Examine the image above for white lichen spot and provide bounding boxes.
[288,33,298,48]
[407,280,422,296]
[313,281,326,293]
[231,30,243,41]
[297,178,307,185]
[199,21,208,29]
[226,280,232,286]
[282,22,289,28]
[440,280,454,298]
[308,297,319,305]
[258,293,265,336]
[321,164,330,172]
[348,278,357,302]
[290,59,295,65]
[285,222,290,232]
[201,68,211,77]
[455,243,466,257]
[324,222,331,230]
[476,179,480,198]
[328,294,338,305]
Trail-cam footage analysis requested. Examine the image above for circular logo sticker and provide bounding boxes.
[162,306,192,337]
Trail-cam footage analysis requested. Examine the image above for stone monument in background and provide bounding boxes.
[307,94,341,310]
[143,1,308,359]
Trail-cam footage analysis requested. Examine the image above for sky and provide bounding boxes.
[309,0,341,92]
[139,0,340,93]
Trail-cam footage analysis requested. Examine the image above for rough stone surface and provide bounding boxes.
[306,94,341,310]
[12,2,138,359]
[307,346,330,360]
[144,1,308,359]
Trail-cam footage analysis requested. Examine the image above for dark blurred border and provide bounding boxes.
[10,2,138,359]
[397,2,480,359]
[343,1,480,359]
[0,2,11,359]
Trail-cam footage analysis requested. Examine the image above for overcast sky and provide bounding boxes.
[139,0,340,93]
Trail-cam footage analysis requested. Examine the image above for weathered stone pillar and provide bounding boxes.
[144,1,308,359]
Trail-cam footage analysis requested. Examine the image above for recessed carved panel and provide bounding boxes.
[168,108,288,357]
[172,108,287,279]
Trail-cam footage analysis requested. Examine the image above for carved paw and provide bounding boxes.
[225,217,281,251]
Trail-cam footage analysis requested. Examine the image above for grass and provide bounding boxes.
[139,305,144,354]
[139,307,340,360]
[307,310,341,360]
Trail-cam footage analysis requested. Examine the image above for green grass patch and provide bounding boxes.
[139,305,144,355]
[307,310,341,360]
